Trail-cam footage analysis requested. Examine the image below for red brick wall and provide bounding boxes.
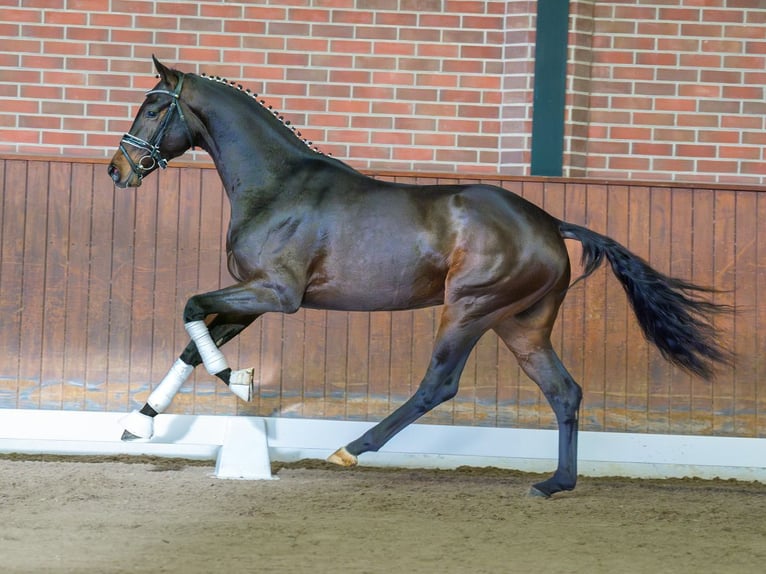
[586,0,766,184]
[0,1,764,183]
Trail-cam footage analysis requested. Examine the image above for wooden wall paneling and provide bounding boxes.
[668,187,695,432]
[733,190,758,436]
[39,161,72,409]
[712,190,737,434]
[128,176,158,411]
[604,185,630,431]
[0,160,24,408]
[85,164,114,410]
[645,187,672,433]
[690,188,716,434]
[3,159,765,439]
[106,174,136,412]
[18,161,49,409]
[581,183,608,431]
[151,168,183,413]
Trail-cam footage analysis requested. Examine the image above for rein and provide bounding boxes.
[119,74,194,182]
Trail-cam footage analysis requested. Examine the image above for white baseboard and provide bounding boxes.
[0,408,764,483]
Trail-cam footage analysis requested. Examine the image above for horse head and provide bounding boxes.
[108,56,194,188]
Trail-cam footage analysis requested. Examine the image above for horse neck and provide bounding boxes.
[186,78,317,200]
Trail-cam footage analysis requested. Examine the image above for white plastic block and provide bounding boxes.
[214,416,274,480]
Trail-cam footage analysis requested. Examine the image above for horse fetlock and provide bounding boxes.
[228,368,255,401]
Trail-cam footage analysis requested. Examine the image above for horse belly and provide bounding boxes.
[303,256,447,312]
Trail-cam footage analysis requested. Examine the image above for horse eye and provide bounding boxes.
[146,110,158,119]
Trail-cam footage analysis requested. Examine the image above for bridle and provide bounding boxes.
[119,74,194,183]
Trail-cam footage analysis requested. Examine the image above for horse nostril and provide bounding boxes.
[108,163,120,183]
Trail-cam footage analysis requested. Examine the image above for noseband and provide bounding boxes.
[119,74,193,182]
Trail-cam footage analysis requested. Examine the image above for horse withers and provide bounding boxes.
[108,57,731,497]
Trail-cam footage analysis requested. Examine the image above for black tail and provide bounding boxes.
[559,221,733,380]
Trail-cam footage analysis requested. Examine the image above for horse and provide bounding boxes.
[108,57,731,497]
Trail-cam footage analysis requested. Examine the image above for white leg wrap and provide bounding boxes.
[120,410,154,439]
[147,358,194,413]
[229,368,254,401]
[185,320,229,375]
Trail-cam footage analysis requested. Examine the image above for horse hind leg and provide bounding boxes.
[120,313,258,440]
[494,318,582,498]
[328,309,484,466]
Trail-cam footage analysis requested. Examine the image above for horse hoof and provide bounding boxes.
[119,409,154,440]
[528,485,551,499]
[229,368,254,401]
[121,429,142,441]
[327,447,358,467]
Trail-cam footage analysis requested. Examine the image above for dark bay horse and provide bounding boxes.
[108,57,731,497]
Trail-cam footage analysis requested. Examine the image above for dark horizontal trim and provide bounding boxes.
[2,152,765,194]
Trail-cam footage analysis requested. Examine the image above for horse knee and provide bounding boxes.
[183,295,206,323]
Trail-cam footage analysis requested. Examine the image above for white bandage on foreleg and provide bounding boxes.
[147,358,194,413]
[185,320,229,375]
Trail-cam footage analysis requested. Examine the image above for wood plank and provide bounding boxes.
[560,182,587,429]
[0,160,25,408]
[712,190,737,434]
[646,187,673,433]
[303,308,328,418]
[690,189,715,434]
[604,184,630,431]
[258,312,284,417]
[324,310,349,419]
[367,311,393,421]
[281,309,306,417]
[625,185,651,433]
[85,163,113,410]
[733,190,758,436]
[668,187,694,432]
[174,167,203,415]
[346,311,370,420]
[105,177,136,412]
[127,171,159,410]
[151,168,183,412]
[18,161,48,408]
[757,192,766,437]
[39,161,71,409]
[582,182,608,431]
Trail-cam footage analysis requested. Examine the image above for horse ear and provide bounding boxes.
[152,55,175,84]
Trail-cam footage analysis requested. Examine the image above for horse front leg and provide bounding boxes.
[121,313,258,440]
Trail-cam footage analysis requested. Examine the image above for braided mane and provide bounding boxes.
[198,72,327,156]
